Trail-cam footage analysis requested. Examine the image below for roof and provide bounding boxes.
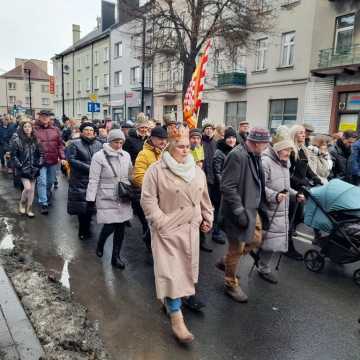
[55,27,110,58]
[0,60,49,81]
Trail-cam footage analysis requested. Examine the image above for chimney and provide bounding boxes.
[72,24,81,44]
[101,1,116,31]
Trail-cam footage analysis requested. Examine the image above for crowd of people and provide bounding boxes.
[1,109,360,343]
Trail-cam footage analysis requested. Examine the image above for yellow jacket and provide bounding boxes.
[133,141,162,188]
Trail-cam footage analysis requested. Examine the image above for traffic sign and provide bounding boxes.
[87,102,101,113]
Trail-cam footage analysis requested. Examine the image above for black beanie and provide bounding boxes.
[224,127,237,140]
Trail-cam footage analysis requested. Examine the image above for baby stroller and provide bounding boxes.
[303,179,360,286]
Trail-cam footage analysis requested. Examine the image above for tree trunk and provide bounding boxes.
[182,58,197,102]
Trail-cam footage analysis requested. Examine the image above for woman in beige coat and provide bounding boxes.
[141,125,213,343]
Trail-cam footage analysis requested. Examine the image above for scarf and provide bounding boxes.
[163,151,196,183]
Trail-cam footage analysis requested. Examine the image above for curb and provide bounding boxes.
[0,265,44,360]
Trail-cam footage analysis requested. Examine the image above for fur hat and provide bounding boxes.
[163,113,177,126]
[272,126,295,153]
[189,128,202,138]
[79,122,97,132]
[107,129,125,142]
[202,123,215,132]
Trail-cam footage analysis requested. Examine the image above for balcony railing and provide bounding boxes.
[318,45,360,68]
[217,72,246,90]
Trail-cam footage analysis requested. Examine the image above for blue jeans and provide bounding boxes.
[37,165,57,206]
[165,298,182,314]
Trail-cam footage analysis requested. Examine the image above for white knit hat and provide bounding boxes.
[272,126,295,153]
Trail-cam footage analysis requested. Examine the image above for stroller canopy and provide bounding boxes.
[304,179,360,232]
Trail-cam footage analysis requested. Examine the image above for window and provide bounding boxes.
[77,101,81,115]
[94,76,99,90]
[104,47,109,62]
[42,98,50,106]
[255,38,267,71]
[9,96,16,104]
[104,74,109,88]
[77,79,81,93]
[77,57,81,69]
[130,66,140,84]
[114,71,123,86]
[66,81,70,94]
[85,54,90,68]
[280,32,295,67]
[114,42,123,58]
[94,51,99,65]
[25,97,30,105]
[41,84,48,93]
[335,14,355,54]
[8,82,16,90]
[24,83,33,92]
[269,99,298,130]
[225,102,247,129]
[86,78,91,91]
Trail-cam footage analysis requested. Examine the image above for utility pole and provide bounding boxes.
[61,56,65,120]
[140,17,146,113]
[24,68,32,116]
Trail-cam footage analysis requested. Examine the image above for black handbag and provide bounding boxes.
[104,152,138,201]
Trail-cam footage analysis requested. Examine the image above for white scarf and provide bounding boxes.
[162,151,196,183]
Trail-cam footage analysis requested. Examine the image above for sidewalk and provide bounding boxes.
[0,265,44,360]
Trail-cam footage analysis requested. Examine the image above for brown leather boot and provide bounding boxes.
[170,310,194,343]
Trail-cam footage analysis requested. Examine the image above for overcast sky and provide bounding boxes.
[0,0,113,74]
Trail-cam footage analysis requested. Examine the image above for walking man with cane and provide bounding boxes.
[219,128,270,303]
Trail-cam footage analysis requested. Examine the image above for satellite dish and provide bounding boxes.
[64,64,70,72]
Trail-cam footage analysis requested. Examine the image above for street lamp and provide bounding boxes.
[23,68,32,116]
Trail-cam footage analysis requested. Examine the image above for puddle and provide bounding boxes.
[0,218,15,250]
[59,260,70,289]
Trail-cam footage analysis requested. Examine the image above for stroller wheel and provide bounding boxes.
[353,269,360,286]
[304,250,325,273]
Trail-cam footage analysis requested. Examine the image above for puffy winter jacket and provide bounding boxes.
[213,139,235,185]
[67,136,103,215]
[329,139,352,181]
[0,123,17,150]
[351,139,360,177]
[123,128,147,164]
[34,124,65,166]
[132,140,162,188]
[10,133,42,179]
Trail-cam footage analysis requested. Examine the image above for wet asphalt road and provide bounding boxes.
[0,172,360,360]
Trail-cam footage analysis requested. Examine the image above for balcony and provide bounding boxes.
[154,80,181,98]
[130,79,153,92]
[312,44,360,77]
[217,72,246,91]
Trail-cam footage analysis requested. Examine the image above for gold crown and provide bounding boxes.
[167,124,189,142]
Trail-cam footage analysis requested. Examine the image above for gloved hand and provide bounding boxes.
[86,201,96,209]
[234,207,248,228]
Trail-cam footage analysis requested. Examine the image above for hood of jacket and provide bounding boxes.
[103,142,125,157]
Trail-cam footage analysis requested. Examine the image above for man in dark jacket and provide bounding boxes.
[34,110,65,214]
[123,114,149,164]
[67,122,103,239]
[330,131,357,181]
[351,136,360,185]
[201,123,217,252]
[219,128,270,303]
[237,120,249,144]
[0,116,17,172]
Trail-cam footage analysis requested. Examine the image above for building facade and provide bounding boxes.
[53,1,115,121]
[0,58,54,116]
[110,18,153,125]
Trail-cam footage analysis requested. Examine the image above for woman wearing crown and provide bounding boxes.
[141,124,213,343]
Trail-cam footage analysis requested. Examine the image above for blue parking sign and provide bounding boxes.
[88,102,101,113]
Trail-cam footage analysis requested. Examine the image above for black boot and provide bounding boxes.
[285,235,303,261]
[111,224,125,269]
[96,224,114,258]
[200,232,212,253]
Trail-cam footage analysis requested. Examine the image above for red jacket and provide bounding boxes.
[34,124,64,166]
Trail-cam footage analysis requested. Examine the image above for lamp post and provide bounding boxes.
[23,68,32,116]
